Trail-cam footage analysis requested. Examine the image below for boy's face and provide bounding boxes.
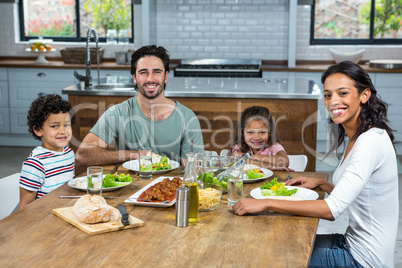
[34,112,72,152]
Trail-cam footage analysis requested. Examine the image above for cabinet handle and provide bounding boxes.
[37,72,46,77]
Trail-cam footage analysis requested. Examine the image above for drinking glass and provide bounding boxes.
[227,158,245,206]
[107,29,117,44]
[139,148,152,179]
[118,29,129,44]
[87,166,103,196]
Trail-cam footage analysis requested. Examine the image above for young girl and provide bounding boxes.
[233,61,398,267]
[231,106,290,170]
[19,94,75,210]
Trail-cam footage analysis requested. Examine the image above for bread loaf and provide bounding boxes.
[72,195,113,224]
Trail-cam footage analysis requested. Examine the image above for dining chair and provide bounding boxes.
[0,173,20,220]
[288,155,308,172]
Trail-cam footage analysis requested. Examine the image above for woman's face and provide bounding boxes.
[244,119,269,153]
[323,73,369,131]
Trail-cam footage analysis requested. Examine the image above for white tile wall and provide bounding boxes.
[0,2,400,60]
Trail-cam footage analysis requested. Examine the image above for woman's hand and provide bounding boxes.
[232,198,267,216]
[285,176,334,194]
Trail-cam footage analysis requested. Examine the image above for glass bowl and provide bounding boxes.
[198,183,223,212]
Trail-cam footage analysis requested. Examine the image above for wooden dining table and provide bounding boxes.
[0,165,328,268]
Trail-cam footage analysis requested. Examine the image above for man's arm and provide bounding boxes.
[75,133,139,168]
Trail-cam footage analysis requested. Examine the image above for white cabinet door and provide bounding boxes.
[0,81,8,108]
[0,107,10,133]
[9,81,68,107]
[374,73,402,153]
[9,107,28,134]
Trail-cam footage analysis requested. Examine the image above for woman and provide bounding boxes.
[233,61,398,268]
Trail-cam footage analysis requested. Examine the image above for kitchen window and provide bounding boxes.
[18,0,134,43]
[311,0,402,45]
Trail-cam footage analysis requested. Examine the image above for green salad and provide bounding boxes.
[102,173,134,188]
[260,177,297,197]
[197,171,231,191]
[140,155,171,171]
[246,169,264,180]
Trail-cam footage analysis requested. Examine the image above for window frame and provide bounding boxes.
[18,0,134,43]
[310,0,402,45]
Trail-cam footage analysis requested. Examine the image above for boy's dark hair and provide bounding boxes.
[27,94,75,141]
[235,106,280,153]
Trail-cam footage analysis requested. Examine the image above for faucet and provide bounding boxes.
[74,28,100,89]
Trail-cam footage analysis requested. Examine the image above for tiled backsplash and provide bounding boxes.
[0,1,400,61]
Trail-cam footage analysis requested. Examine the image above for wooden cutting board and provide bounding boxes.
[53,206,144,235]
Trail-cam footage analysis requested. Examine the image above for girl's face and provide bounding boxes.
[34,112,72,152]
[244,119,269,153]
[323,73,370,132]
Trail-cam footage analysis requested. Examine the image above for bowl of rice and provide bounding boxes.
[199,183,223,212]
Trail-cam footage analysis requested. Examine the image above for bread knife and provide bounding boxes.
[117,204,130,226]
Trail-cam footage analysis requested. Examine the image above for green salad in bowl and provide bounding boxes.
[197,171,232,194]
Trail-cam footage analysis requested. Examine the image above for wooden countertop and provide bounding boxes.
[0,165,328,267]
[1,57,401,73]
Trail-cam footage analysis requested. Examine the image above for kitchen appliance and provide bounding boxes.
[174,59,262,78]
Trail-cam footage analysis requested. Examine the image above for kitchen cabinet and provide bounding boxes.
[0,68,9,133]
[8,68,73,134]
[374,73,402,154]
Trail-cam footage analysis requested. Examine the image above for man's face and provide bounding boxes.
[133,56,168,99]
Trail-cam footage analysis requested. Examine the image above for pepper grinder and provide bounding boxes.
[175,186,190,227]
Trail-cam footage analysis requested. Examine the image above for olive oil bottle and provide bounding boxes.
[183,153,199,223]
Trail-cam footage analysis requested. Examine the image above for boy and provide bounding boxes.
[18,94,75,210]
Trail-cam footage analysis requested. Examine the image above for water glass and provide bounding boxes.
[227,158,245,206]
[139,148,152,179]
[107,29,117,44]
[87,166,103,196]
[118,29,129,44]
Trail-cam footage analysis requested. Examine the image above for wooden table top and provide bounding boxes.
[0,165,328,267]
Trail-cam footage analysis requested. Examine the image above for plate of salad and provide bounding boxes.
[122,155,180,175]
[242,168,273,183]
[250,177,319,200]
[68,173,134,192]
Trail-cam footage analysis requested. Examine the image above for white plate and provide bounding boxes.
[124,176,180,207]
[243,168,273,183]
[122,159,180,175]
[250,186,319,201]
[67,176,132,192]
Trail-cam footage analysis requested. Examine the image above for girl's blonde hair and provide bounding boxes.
[235,106,280,153]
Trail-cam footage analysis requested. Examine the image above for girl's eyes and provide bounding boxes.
[246,131,267,135]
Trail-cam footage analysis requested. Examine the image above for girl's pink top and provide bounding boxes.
[231,142,286,156]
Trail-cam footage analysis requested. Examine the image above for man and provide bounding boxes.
[75,45,204,168]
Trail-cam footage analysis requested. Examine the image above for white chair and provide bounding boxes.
[220,149,230,156]
[0,173,20,220]
[288,155,308,172]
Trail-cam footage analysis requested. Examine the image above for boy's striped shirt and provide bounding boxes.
[20,146,75,199]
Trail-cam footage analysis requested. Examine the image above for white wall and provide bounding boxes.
[0,1,400,60]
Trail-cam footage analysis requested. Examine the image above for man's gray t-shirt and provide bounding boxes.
[90,97,204,162]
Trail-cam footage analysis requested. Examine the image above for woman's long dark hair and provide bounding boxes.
[235,106,280,153]
[322,61,395,154]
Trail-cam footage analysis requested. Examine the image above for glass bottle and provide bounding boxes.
[183,152,199,223]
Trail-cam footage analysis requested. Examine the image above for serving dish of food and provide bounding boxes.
[122,153,180,175]
[68,173,133,192]
[125,177,182,207]
[250,178,319,201]
[199,183,223,212]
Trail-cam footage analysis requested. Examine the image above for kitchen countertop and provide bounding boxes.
[62,76,322,99]
[1,57,402,73]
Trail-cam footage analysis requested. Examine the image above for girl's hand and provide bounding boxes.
[232,151,244,157]
[232,198,267,216]
[285,176,324,189]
